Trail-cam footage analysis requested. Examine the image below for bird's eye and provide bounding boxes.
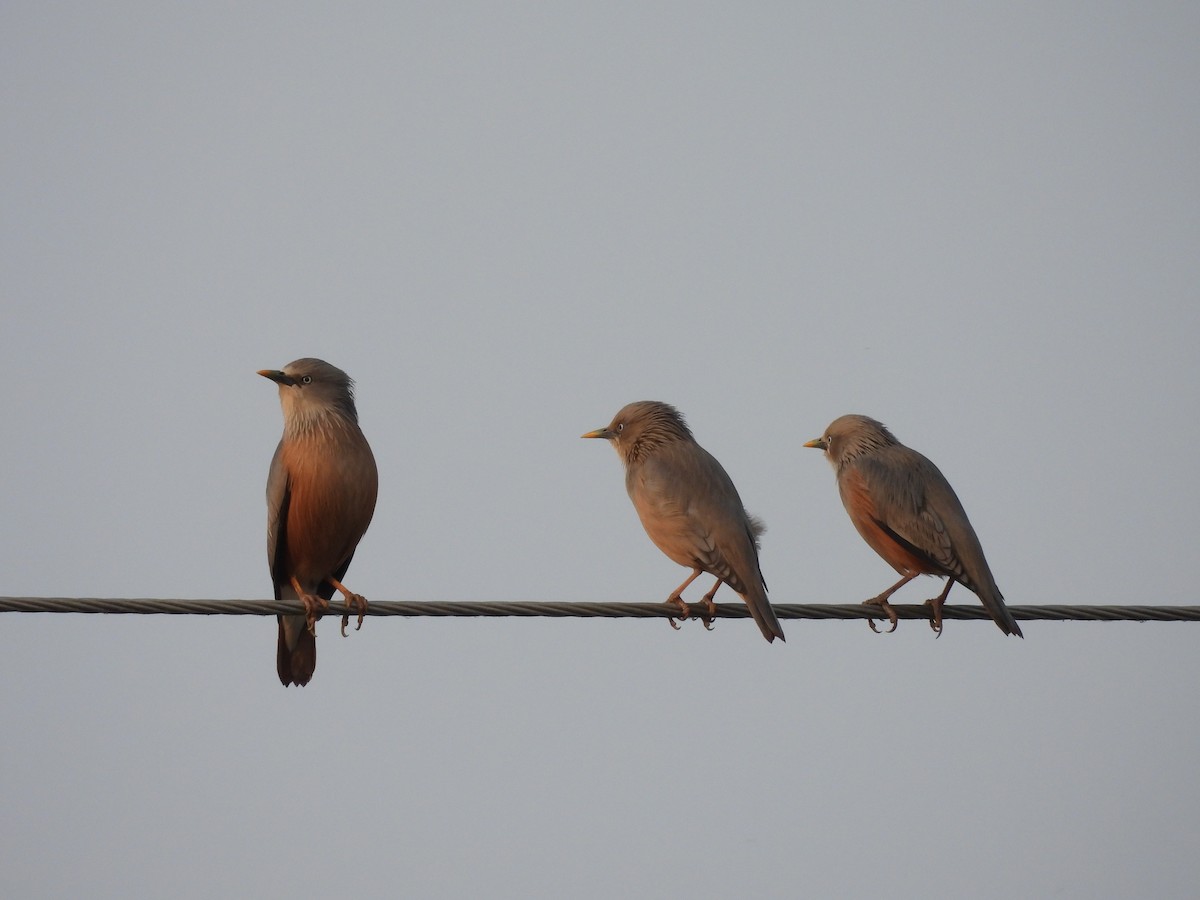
[300,375,312,385]
[616,422,625,433]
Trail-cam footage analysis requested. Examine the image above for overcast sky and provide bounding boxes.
[2,3,1198,898]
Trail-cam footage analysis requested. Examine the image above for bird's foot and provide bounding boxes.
[299,593,330,636]
[665,595,691,631]
[863,597,898,634]
[339,593,369,638]
[924,596,944,637]
[327,576,369,637]
[697,594,718,631]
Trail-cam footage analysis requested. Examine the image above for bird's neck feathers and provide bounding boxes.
[621,412,693,467]
[281,393,359,438]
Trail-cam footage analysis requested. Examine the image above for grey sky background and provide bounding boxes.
[3,3,1198,898]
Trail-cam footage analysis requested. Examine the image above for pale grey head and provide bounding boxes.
[580,400,694,467]
[258,357,359,430]
[804,414,899,471]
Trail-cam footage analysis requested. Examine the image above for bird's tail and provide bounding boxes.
[978,584,1023,639]
[744,584,786,643]
[276,603,317,686]
[277,615,316,685]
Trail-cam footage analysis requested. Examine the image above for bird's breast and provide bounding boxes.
[279,429,378,583]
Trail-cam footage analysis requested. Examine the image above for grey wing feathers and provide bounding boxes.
[863,447,995,594]
[675,445,766,594]
[859,450,968,580]
[632,441,781,641]
[265,440,289,597]
[855,444,1018,636]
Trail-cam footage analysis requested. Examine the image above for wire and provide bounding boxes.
[2,596,1198,623]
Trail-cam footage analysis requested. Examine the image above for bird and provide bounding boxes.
[259,358,379,686]
[804,414,1021,637]
[582,401,785,643]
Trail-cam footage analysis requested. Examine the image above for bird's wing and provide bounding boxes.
[635,446,763,592]
[672,444,780,638]
[266,440,291,600]
[903,450,1000,599]
[859,445,1016,633]
[857,448,970,582]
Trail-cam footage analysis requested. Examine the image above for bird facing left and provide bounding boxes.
[259,358,379,686]
[583,400,785,643]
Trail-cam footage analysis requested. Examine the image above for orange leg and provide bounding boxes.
[697,579,723,631]
[290,576,330,636]
[328,576,369,637]
[925,579,955,637]
[665,568,704,630]
[864,573,917,634]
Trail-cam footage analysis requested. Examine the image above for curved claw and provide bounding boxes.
[668,597,690,619]
[299,593,329,636]
[665,596,693,632]
[863,598,898,634]
[924,598,945,638]
[339,593,368,638]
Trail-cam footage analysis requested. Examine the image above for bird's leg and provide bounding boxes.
[290,576,329,636]
[697,579,724,631]
[924,579,955,638]
[863,574,916,634]
[665,569,704,630]
[328,576,369,637]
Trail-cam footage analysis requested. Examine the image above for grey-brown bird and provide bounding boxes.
[583,401,785,643]
[260,358,379,686]
[804,414,1021,637]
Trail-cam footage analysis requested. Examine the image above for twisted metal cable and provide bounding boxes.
[1,596,1198,623]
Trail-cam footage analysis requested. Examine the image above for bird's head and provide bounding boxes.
[582,400,693,466]
[804,414,897,470]
[259,358,359,429]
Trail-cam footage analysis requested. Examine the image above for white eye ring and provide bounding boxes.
[300,375,312,384]
[616,422,624,433]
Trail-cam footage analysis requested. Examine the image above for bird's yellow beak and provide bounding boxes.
[803,437,827,450]
[258,369,296,386]
[581,428,615,440]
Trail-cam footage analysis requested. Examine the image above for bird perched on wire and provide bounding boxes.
[582,401,785,643]
[804,414,1021,637]
[259,358,379,686]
